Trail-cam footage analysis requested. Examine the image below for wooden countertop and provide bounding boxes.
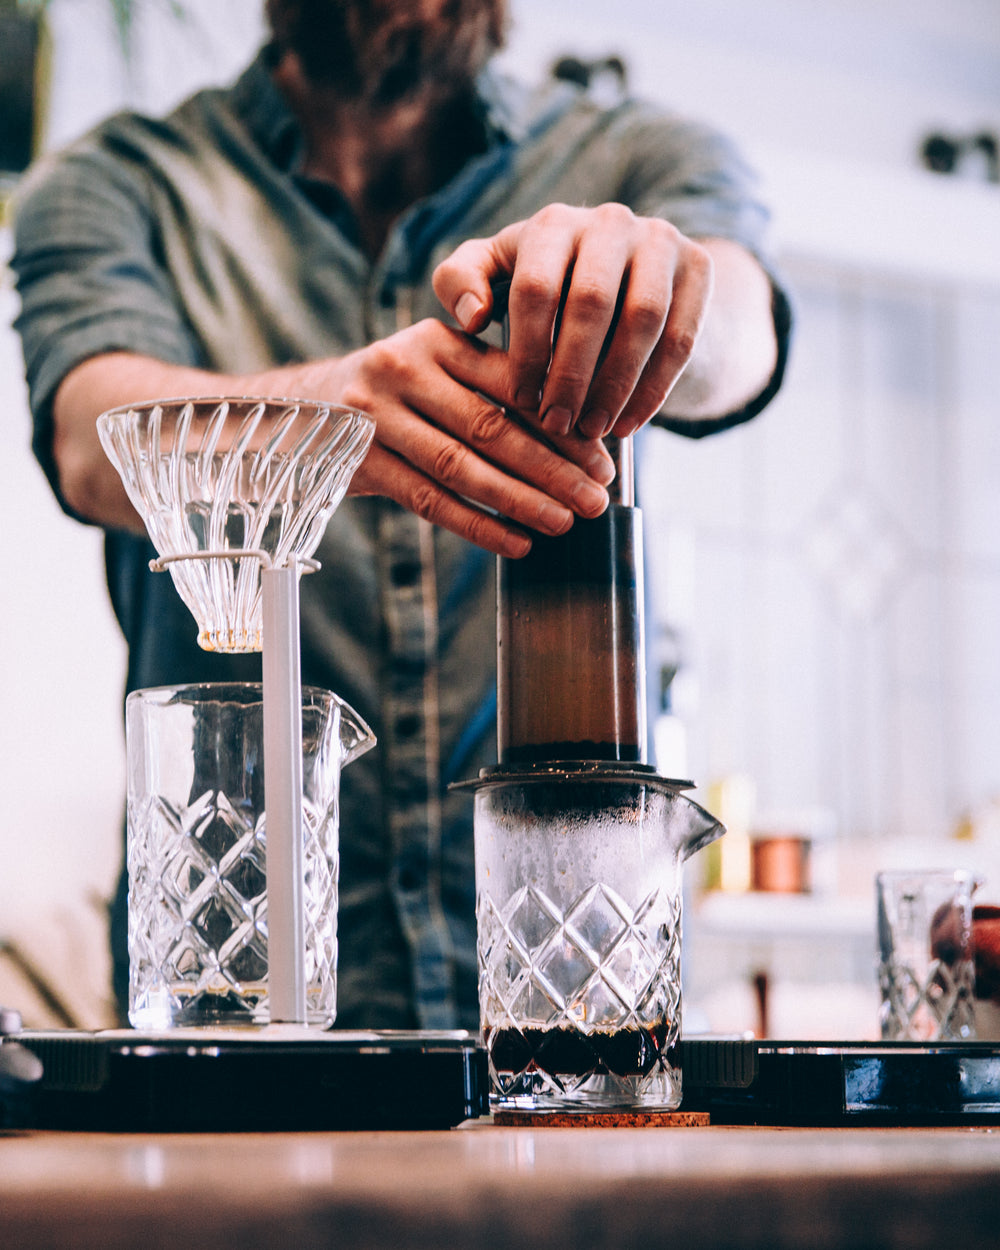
[3,1121,1000,1249]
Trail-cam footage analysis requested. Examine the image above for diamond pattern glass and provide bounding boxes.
[877,868,978,1041]
[878,957,976,1041]
[479,883,682,1106]
[126,682,372,1028]
[473,772,722,1112]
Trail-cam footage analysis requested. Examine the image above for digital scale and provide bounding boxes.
[680,1036,1000,1126]
[0,1026,489,1132]
[8,1025,1000,1129]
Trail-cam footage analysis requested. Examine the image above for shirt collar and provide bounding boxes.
[229,44,302,170]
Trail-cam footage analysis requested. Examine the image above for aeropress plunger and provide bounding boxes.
[498,437,645,764]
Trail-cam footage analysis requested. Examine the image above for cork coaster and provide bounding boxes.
[492,1109,710,1128]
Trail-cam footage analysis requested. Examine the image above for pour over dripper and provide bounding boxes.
[97,397,375,652]
[99,395,376,1025]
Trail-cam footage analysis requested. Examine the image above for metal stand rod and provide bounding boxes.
[604,435,635,506]
[261,565,307,1024]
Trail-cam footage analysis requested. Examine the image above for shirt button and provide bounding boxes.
[398,867,422,892]
[396,849,424,893]
[392,655,425,678]
[390,561,421,587]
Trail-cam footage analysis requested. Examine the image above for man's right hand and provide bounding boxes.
[52,318,615,557]
[319,318,613,556]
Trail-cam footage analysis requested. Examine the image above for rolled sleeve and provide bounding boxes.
[613,105,794,437]
[11,141,201,511]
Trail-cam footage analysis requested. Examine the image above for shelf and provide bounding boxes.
[694,890,873,939]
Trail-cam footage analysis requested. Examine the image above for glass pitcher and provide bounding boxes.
[126,682,374,1028]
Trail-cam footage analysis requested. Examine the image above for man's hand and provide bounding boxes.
[317,318,614,556]
[52,317,616,558]
[433,204,779,441]
[433,202,715,439]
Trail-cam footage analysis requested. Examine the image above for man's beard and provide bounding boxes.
[266,0,509,108]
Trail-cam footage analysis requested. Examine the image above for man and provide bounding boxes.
[11,0,790,1028]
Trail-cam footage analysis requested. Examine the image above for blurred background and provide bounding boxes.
[1,0,998,1036]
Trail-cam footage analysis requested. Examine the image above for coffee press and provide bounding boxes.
[468,437,724,1113]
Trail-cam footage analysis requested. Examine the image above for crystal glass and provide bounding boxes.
[876,868,978,1041]
[473,766,722,1112]
[126,682,374,1028]
[97,397,374,652]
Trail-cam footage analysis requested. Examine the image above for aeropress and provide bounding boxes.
[463,436,725,1114]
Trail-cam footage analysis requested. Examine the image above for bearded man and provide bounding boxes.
[11,0,789,1028]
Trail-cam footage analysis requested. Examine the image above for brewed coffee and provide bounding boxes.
[486,1023,671,1079]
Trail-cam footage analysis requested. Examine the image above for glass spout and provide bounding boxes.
[334,696,376,767]
[675,792,726,861]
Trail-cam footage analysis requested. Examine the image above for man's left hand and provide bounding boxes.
[432,202,715,440]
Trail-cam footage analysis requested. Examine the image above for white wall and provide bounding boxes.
[502,0,1000,171]
[1,0,998,1029]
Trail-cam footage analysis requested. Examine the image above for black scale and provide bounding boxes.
[680,1036,1000,1126]
[0,1014,488,1132]
[7,1015,1000,1129]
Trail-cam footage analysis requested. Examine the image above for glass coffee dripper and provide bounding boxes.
[98,396,374,652]
[98,397,376,1026]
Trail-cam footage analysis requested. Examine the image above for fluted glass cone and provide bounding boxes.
[98,397,375,652]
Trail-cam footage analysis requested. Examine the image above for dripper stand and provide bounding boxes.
[98,397,375,1024]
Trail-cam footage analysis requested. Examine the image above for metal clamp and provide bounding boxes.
[148,549,321,574]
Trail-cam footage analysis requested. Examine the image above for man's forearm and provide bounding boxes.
[52,353,320,530]
[661,238,778,423]
[50,326,615,559]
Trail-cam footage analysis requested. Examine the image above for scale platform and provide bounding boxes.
[0,1027,489,1132]
[681,1036,1000,1126]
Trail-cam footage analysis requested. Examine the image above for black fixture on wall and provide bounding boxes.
[0,5,46,176]
[920,130,999,183]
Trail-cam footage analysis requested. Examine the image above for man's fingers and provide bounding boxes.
[335,318,615,557]
[610,250,715,437]
[435,330,617,488]
[436,206,720,443]
[350,443,533,558]
[377,388,609,532]
[503,212,579,422]
[432,225,524,334]
[536,211,636,433]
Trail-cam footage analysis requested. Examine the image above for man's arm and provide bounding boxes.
[433,205,779,439]
[51,204,776,557]
[657,237,778,427]
[52,319,615,558]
